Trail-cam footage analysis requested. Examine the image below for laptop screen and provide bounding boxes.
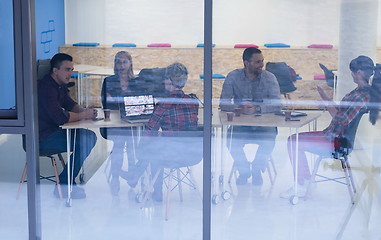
[122,95,155,117]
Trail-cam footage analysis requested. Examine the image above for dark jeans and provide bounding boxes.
[228,126,277,178]
[39,128,97,184]
[100,127,137,178]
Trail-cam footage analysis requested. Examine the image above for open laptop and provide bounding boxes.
[119,95,155,123]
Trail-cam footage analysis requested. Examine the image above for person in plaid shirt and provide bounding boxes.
[121,63,202,201]
[281,56,380,199]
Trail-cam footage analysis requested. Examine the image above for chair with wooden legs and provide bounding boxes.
[17,136,66,200]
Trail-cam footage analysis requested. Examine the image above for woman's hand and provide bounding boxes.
[316,86,337,117]
[317,86,331,101]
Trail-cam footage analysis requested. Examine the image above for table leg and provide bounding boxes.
[291,127,300,205]
[77,73,82,105]
[66,129,72,207]
[220,125,230,184]
[211,127,218,204]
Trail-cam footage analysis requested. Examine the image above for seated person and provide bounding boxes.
[100,51,140,196]
[281,55,381,198]
[121,62,202,201]
[38,53,98,199]
[219,47,281,185]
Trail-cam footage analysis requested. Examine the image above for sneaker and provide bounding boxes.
[54,184,86,199]
[236,176,249,185]
[251,170,263,186]
[279,184,307,199]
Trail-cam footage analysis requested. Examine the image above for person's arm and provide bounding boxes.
[67,104,98,122]
[261,73,281,113]
[317,86,338,117]
[332,94,369,127]
[219,73,236,112]
[144,104,167,136]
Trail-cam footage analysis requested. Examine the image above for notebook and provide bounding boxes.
[119,95,155,123]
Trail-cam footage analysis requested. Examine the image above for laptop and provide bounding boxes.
[119,95,155,123]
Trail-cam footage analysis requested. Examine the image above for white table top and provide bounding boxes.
[61,110,143,129]
[219,111,321,128]
[62,108,319,130]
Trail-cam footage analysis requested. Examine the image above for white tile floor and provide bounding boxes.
[1,111,381,240]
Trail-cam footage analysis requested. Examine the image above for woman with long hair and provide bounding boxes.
[101,51,138,196]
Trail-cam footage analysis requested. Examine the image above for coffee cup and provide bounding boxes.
[103,109,111,121]
[234,108,241,117]
[227,112,234,121]
[284,110,292,121]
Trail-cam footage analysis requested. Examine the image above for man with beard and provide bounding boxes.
[38,53,98,199]
[220,47,281,185]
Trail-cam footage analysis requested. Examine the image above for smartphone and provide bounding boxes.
[92,117,104,121]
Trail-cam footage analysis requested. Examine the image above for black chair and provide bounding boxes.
[319,63,337,88]
[265,62,297,95]
[137,67,167,97]
[17,135,66,199]
[305,110,367,204]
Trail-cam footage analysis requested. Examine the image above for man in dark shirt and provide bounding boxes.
[38,53,98,199]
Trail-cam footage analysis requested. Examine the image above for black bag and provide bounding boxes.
[265,62,297,94]
[137,68,167,97]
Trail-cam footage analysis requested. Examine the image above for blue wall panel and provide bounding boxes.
[35,0,65,60]
[0,0,16,109]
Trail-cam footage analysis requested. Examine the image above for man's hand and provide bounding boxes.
[83,107,98,119]
[68,107,98,122]
[241,101,256,115]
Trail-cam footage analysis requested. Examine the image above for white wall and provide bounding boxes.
[65,0,381,46]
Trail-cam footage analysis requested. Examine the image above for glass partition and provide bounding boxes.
[1,0,381,239]
[0,134,28,239]
[39,0,205,239]
[212,1,381,240]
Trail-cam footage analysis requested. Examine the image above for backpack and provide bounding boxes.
[265,62,297,94]
[137,68,167,97]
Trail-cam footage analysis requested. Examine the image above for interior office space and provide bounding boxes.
[1,0,381,239]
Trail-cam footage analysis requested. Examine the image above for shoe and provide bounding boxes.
[251,170,263,186]
[236,176,249,185]
[279,184,307,199]
[109,176,120,196]
[152,190,163,202]
[119,170,139,188]
[54,184,86,199]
